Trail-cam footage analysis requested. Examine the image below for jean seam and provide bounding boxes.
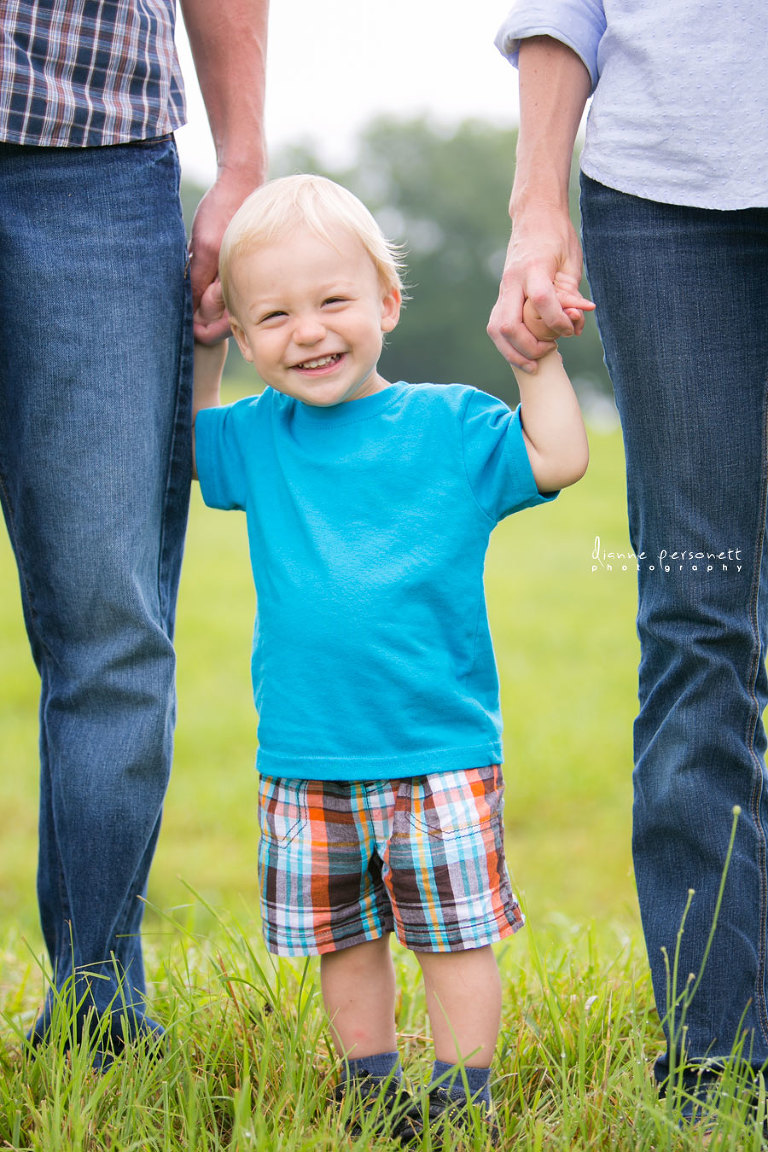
[0,466,53,669]
[155,147,191,633]
[0,463,73,938]
[156,285,190,628]
[748,375,768,1047]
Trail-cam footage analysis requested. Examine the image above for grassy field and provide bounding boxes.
[3,420,761,1148]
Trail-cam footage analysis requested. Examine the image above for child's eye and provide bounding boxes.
[259,310,287,324]
[322,296,347,307]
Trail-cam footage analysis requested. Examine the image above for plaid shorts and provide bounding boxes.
[257,764,523,956]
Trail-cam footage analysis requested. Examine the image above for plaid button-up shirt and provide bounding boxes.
[0,0,187,147]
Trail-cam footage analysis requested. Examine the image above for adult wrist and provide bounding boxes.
[215,152,266,187]
[509,189,572,229]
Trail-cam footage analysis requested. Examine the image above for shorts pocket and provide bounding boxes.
[258,777,308,846]
[404,766,502,841]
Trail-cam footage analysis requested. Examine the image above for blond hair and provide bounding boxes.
[220,174,405,314]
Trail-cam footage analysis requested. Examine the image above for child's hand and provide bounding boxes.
[194,279,228,345]
[522,274,595,343]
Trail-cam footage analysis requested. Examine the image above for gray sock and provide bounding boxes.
[343,1050,402,1085]
[430,1059,492,1109]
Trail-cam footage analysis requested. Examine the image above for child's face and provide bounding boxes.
[228,224,401,407]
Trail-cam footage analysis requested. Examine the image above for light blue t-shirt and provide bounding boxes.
[495,0,768,210]
[195,381,554,781]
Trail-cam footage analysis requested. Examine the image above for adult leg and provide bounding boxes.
[0,138,192,1046]
[581,175,768,1083]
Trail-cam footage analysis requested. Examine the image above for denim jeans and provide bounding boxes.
[581,174,768,1084]
[0,138,192,1044]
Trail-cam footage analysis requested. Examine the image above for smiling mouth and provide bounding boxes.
[294,353,343,370]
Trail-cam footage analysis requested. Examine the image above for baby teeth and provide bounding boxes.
[298,354,338,369]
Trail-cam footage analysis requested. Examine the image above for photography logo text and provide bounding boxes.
[591,536,743,574]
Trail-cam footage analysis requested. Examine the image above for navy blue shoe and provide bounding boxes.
[427,1085,501,1147]
[333,1075,422,1145]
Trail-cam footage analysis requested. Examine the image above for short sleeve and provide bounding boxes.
[494,0,606,90]
[461,392,557,523]
[194,403,249,512]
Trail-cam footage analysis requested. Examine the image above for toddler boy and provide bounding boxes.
[192,174,589,1143]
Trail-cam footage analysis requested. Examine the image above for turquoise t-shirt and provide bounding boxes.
[195,381,555,780]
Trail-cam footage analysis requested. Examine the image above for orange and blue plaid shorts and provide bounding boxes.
[257,764,523,956]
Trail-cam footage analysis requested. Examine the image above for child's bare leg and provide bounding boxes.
[323,938,421,1144]
[416,944,501,1129]
[416,944,501,1066]
[320,936,397,1059]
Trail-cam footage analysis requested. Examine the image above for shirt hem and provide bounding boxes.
[581,160,768,212]
[255,743,504,781]
[0,113,186,150]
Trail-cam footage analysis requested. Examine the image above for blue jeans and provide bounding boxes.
[0,138,192,1045]
[581,174,768,1084]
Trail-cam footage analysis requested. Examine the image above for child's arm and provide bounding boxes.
[513,346,588,492]
[512,286,589,492]
[192,338,228,480]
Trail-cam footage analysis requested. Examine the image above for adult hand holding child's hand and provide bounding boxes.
[522,274,595,345]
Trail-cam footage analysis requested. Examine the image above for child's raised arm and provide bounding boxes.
[511,283,590,492]
[513,346,589,492]
[192,338,228,479]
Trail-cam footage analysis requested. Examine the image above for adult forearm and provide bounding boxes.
[488,36,592,369]
[179,0,269,341]
[512,36,591,217]
[180,0,268,182]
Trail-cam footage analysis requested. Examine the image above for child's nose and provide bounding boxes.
[293,314,326,344]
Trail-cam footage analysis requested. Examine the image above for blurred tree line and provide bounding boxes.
[181,115,612,410]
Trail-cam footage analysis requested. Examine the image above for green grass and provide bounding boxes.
[3,424,761,1148]
[0,914,764,1150]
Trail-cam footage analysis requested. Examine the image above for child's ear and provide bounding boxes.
[381,287,401,334]
[229,318,254,363]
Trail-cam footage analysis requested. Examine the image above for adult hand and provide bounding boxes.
[180,0,268,345]
[522,272,595,342]
[487,202,588,372]
[189,167,262,345]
